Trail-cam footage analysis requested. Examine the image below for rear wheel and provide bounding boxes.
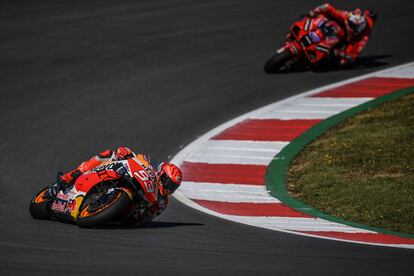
[77,189,131,228]
[264,50,292,73]
[29,186,53,219]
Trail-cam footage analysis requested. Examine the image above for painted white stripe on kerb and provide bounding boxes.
[375,63,414,78]
[251,97,373,120]
[292,97,372,107]
[184,140,288,165]
[180,181,280,203]
[227,216,375,233]
[250,111,333,120]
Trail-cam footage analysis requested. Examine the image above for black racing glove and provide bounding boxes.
[70,170,82,183]
[55,172,66,191]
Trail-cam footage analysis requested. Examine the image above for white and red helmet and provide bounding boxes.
[347,8,367,35]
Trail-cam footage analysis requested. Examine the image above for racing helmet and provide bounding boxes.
[347,8,367,35]
[156,163,182,196]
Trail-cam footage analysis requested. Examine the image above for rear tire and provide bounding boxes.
[29,186,52,220]
[264,50,292,73]
[77,189,131,228]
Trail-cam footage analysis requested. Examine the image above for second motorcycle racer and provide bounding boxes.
[309,3,376,66]
[264,3,377,72]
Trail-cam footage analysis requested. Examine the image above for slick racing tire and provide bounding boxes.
[29,186,53,220]
[77,189,131,228]
[263,50,292,73]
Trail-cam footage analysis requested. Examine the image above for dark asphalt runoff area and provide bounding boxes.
[1,0,414,274]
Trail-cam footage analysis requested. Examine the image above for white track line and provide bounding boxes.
[180,181,280,203]
[184,140,288,165]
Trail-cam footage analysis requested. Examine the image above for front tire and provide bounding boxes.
[29,186,53,220]
[264,50,292,73]
[77,189,131,228]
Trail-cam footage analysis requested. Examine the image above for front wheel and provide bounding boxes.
[264,50,292,73]
[29,186,53,220]
[77,189,131,228]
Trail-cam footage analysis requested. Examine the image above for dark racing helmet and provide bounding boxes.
[156,163,182,196]
[347,8,367,36]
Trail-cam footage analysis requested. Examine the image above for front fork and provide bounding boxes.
[278,41,302,61]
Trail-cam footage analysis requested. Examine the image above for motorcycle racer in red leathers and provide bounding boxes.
[46,146,182,226]
[309,3,376,65]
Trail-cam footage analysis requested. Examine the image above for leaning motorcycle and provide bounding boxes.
[264,14,342,73]
[29,157,156,228]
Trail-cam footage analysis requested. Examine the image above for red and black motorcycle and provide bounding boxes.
[29,157,156,227]
[264,14,344,73]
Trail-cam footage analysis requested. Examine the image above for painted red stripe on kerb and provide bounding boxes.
[181,162,266,185]
[312,77,414,98]
[212,119,321,142]
[299,231,414,245]
[193,200,312,217]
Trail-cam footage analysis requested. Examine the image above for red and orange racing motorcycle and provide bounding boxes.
[29,157,156,228]
[264,14,344,73]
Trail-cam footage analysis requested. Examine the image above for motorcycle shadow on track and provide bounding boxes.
[85,221,204,230]
[266,54,392,74]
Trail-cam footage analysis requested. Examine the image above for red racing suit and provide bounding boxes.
[60,147,168,225]
[310,3,375,64]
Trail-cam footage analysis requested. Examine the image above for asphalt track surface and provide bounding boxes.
[1,0,414,275]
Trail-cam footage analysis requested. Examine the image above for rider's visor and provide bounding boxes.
[159,173,179,194]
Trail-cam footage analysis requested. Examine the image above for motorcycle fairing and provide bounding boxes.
[50,160,131,221]
[289,14,342,63]
[49,158,158,221]
[50,185,86,221]
[127,157,158,205]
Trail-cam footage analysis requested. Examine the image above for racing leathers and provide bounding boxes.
[309,3,375,65]
[49,146,168,226]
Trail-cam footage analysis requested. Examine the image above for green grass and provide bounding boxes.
[287,93,414,234]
